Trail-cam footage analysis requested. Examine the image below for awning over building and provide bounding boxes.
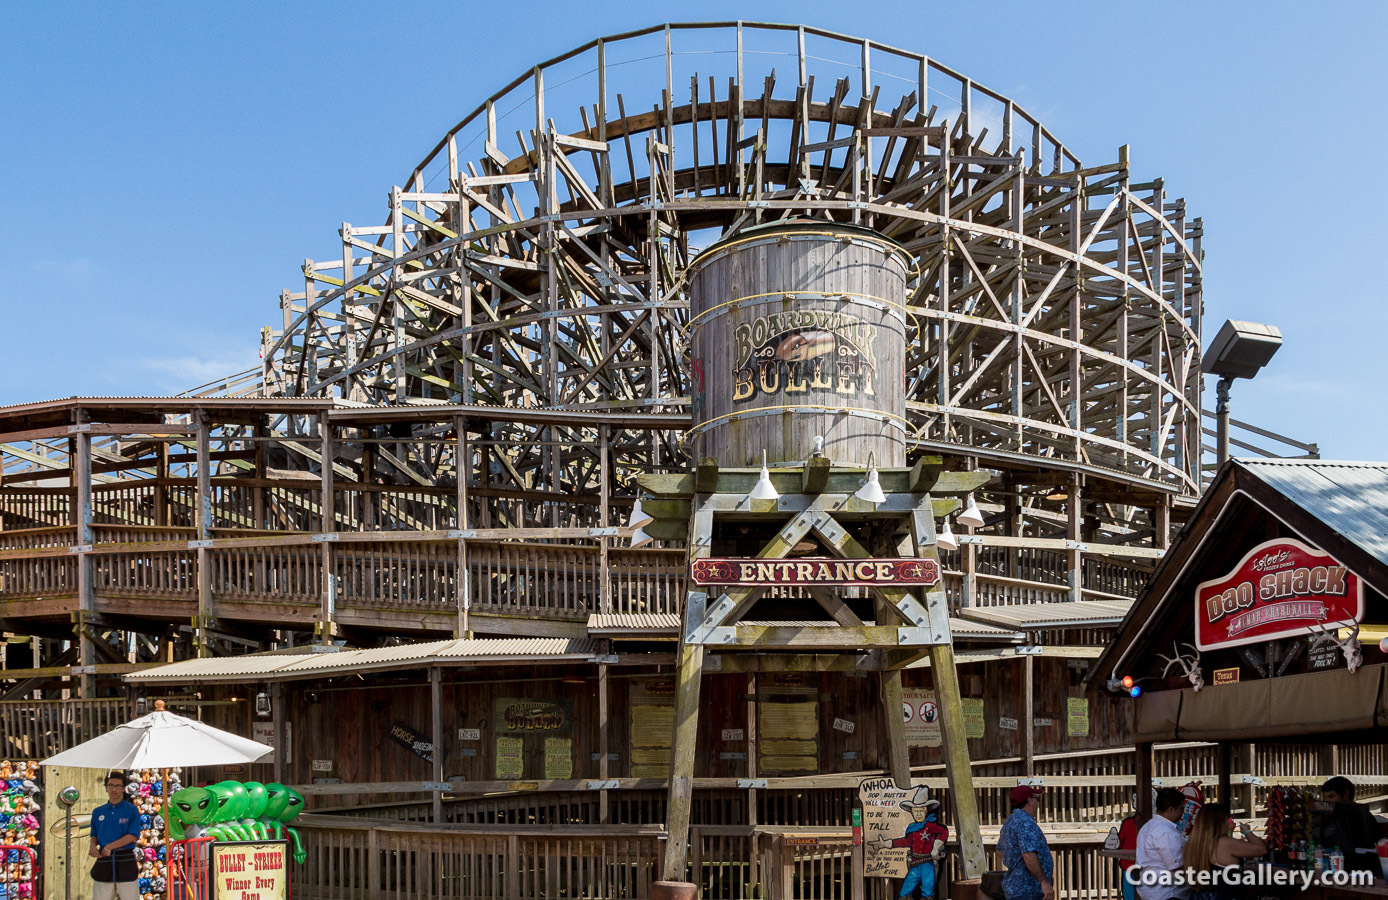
[955,599,1133,631]
[125,637,602,684]
[585,612,1024,642]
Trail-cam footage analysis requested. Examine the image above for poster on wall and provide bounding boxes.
[758,674,819,774]
[495,736,524,780]
[210,840,289,900]
[902,689,942,747]
[493,698,574,736]
[1195,538,1363,650]
[630,679,675,778]
[859,778,947,882]
[544,738,573,780]
[962,698,985,739]
[1066,697,1090,737]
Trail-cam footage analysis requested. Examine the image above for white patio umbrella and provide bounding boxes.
[43,699,272,769]
[42,699,274,881]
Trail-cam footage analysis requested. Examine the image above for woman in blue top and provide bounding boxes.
[89,771,143,900]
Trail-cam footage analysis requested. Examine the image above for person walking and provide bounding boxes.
[1136,787,1191,900]
[999,786,1054,900]
[89,771,142,900]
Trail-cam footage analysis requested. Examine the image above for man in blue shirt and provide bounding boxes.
[998,786,1054,900]
[89,771,142,900]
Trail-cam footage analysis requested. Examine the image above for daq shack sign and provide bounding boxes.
[1196,538,1362,650]
[211,840,289,900]
[690,558,939,587]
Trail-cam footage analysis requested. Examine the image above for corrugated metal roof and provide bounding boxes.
[587,613,682,633]
[126,637,599,684]
[1239,459,1388,566]
[956,599,1133,630]
[586,613,1021,642]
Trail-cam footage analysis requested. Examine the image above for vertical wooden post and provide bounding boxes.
[318,413,335,645]
[271,681,286,783]
[1235,744,1256,818]
[878,667,910,787]
[598,662,610,824]
[155,438,170,527]
[73,422,95,697]
[251,423,266,529]
[1066,474,1083,602]
[663,639,704,882]
[1218,741,1232,806]
[1136,742,1154,824]
[1022,653,1035,776]
[430,666,443,823]
[456,415,470,637]
[195,415,212,659]
[927,640,986,879]
[598,424,611,613]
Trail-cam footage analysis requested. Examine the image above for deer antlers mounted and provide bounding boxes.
[1157,642,1204,692]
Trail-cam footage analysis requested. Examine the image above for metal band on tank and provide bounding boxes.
[684,404,914,440]
[685,290,913,333]
[685,230,917,284]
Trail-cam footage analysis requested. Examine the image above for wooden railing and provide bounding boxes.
[294,819,663,900]
[0,698,131,758]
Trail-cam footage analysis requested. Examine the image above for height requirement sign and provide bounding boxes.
[1195,538,1363,650]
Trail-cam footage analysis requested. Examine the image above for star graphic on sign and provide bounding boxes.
[901,562,925,580]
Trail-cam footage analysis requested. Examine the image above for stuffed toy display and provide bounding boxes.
[126,768,180,900]
[0,761,41,897]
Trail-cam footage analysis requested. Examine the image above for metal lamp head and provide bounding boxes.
[936,518,959,551]
[956,493,985,529]
[627,498,653,528]
[854,453,886,504]
[629,526,652,548]
[750,451,780,501]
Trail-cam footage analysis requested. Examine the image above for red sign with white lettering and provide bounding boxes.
[1195,538,1363,650]
[689,557,940,587]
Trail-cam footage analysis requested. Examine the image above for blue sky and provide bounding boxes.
[2,1,1384,459]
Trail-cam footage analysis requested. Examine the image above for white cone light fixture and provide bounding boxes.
[629,526,653,548]
[854,452,887,504]
[936,519,959,551]
[957,493,985,528]
[750,450,780,501]
[627,498,653,528]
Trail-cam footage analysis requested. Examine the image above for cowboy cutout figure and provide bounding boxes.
[873,787,950,898]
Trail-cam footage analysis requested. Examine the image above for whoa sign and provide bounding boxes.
[1195,538,1362,650]
[690,558,939,587]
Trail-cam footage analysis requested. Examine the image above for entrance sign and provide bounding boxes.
[690,557,939,586]
[210,840,289,900]
[1195,538,1362,650]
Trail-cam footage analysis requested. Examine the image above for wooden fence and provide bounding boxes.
[0,698,132,758]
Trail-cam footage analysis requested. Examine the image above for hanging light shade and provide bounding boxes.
[627,498,653,528]
[854,452,887,504]
[936,518,959,551]
[629,525,653,548]
[749,450,779,501]
[957,493,985,528]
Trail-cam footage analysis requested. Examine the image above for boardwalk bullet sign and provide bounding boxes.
[1196,538,1362,650]
[211,840,289,900]
[690,558,939,586]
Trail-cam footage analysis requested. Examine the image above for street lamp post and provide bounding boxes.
[1202,320,1283,464]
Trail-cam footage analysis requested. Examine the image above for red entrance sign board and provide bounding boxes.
[689,557,940,586]
[1195,538,1363,651]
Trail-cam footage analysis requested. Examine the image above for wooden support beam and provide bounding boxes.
[801,455,831,494]
[430,666,444,823]
[927,640,986,879]
[694,457,719,493]
[194,417,212,659]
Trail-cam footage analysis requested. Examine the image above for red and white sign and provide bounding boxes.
[1195,538,1362,650]
[689,557,939,586]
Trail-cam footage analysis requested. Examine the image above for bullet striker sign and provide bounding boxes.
[1195,538,1362,651]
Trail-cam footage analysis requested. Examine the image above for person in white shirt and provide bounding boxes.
[1135,788,1191,900]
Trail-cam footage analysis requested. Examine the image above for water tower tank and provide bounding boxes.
[687,220,910,468]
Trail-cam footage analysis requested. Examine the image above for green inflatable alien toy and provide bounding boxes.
[262,783,306,864]
[167,787,214,840]
[167,780,305,865]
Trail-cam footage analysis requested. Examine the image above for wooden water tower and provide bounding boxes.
[650,220,988,890]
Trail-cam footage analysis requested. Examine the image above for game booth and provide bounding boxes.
[1092,459,1388,897]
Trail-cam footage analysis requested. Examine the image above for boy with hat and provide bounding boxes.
[999,786,1054,900]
